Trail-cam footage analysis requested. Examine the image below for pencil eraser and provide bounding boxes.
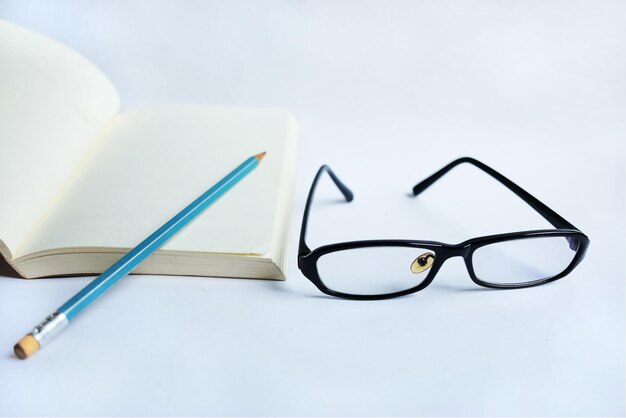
[14,335,40,359]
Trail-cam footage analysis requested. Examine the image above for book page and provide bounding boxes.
[17,106,296,258]
[0,20,119,258]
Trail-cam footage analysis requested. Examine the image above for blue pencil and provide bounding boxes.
[14,152,266,359]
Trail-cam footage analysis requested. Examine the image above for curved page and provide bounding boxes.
[0,20,119,258]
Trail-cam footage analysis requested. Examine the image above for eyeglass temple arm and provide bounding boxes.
[299,165,354,259]
[411,157,578,231]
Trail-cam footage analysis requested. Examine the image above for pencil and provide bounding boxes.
[14,152,266,359]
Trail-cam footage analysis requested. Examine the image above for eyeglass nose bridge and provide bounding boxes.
[435,243,472,260]
[415,244,473,285]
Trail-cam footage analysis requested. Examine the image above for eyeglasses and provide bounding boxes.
[297,157,589,300]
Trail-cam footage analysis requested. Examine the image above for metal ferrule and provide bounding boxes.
[30,311,69,346]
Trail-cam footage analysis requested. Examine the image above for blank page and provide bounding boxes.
[0,20,119,256]
[18,106,297,258]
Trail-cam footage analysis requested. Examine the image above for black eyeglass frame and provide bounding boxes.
[297,157,590,300]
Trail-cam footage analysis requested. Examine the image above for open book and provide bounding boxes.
[0,20,297,280]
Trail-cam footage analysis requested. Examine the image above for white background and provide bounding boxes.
[0,1,624,416]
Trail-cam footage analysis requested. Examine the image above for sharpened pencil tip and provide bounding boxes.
[255,152,266,161]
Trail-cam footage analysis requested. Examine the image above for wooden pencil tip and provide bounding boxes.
[255,152,266,161]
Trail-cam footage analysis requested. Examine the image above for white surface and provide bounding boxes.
[0,1,624,416]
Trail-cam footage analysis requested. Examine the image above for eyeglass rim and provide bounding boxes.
[298,229,589,300]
